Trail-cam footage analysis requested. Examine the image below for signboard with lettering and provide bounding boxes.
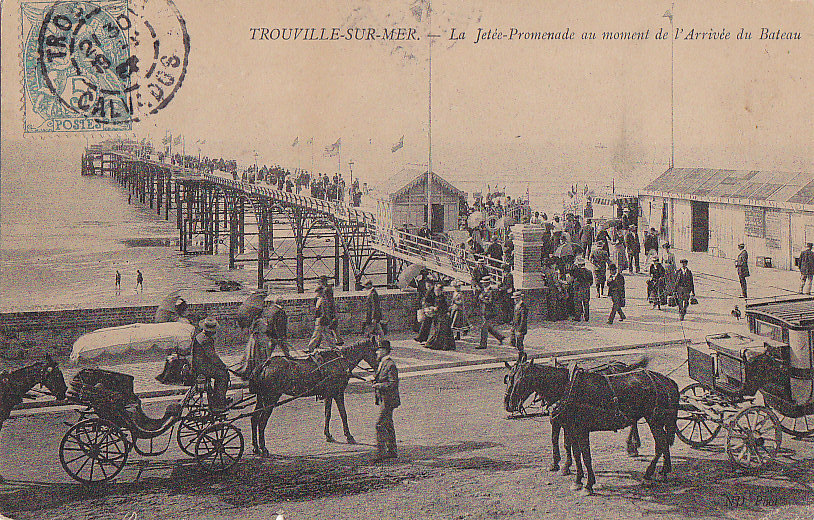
[765,210,783,249]
[744,206,765,238]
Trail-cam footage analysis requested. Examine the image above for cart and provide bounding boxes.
[60,368,248,484]
[676,296,814,469]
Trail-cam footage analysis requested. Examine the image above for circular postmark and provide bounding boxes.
[36,0,189,125]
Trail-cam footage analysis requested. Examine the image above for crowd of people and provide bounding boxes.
[159,152,366,205]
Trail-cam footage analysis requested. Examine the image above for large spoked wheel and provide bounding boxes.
[177,409,215,457]
[194,423,244,473]
[726,406,782,470]
[778,411,814,439]
[60,419,130,484]
[676,383,723,448]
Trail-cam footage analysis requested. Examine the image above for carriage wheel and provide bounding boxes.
[60,419,130,484]
[778,411,814,439]
[194,423,244,473]
[676,383,722,447]
[177,409,215,456]
[726,406,782,470]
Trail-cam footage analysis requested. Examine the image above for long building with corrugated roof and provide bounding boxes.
[639,167,814,271]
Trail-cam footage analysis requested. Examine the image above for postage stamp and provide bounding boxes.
[21,0,189,133]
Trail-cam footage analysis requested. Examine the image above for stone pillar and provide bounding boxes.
[511,224,548,322]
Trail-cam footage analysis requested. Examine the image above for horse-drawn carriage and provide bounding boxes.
[60,367,247,483]
[676,295,814,469]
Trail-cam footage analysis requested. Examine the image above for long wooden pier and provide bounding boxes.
[82,146,507,292]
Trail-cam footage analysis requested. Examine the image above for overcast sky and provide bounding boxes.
[2,0,812,192]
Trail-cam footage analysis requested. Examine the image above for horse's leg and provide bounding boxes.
[562,429,573,476]
[251,396,263,454]
[256,394,279,457]
[550,420,561,472]
[334,393,356,444]
[643,422,663,482]
[570,430,584,491]
[627,421,641,457]
[324,396,336,442]
[580,433,595,496]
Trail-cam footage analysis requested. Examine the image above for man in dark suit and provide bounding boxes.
[362,279,384,344]
[320,276,344,346]
[372,340,400,462]
[264,296,292,358]
[478,283,505,349]
[800,243,814,294]
[511,291,528,353]
[735,243,749,299]
[675,259,696,321]
[606,264,626,324]
[192,317,230,410]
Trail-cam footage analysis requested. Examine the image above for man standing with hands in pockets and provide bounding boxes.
[371,340,400,462]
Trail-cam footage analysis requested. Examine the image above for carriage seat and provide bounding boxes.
[125,402,182,433]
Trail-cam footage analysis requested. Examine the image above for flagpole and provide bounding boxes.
[669,4,675,169]
[337,141,341,201]
[310,138,315,175]
[427,0,435,230]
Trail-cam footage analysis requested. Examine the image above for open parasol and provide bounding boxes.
[154,291,190,323]
[467,211,485,228]
[397,262,426,290]
[497,215,517,228]
[237,290,268,329]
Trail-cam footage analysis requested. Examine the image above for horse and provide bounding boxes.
[504,356,648,476]
[505,357,679,495]
[0,355,67,430]
[248,339,379,457]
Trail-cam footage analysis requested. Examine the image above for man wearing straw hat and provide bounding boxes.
[511,291,528,353]
[265,296,292,359]
[192,317,231,410]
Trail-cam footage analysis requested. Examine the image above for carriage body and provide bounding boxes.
[677,296,814,469]
[60,368,245,484]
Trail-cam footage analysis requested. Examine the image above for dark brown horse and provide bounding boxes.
[249,339,379,457]
[505,358,679,495]
[0,355,67,430]
[504,356,647,476]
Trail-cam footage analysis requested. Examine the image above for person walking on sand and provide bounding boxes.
[735,243,749,299]
[115,270,121,294]
[800,243,814,295]
[135,270,144,293]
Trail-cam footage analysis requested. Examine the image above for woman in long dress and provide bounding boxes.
[450,281,470,340]
[613,229,628,273]
[661,242,677,294]
[425,283,456,351]
[235,317,272,379]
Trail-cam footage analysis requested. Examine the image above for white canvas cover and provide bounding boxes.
[70,322,196,363]
[789,330,814,405]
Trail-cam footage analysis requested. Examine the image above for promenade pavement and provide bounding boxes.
[16,246,805,411]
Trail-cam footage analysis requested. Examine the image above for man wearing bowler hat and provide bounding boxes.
[371,340,400,462]
[192,317,231,410]
[362,279,384,344]
[675,259,696,321]
[735,243,749,299]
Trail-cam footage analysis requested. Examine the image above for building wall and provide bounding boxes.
[650,195,811,271]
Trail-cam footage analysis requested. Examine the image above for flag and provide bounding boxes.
[323,138,341,157]
[306,137,313,145]
[174,135,182,145]
[162,135,171,145]
[292,136,299,147]
[196,139,206,145]
[391,135,404,153]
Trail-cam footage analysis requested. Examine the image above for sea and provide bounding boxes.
[0,143,617,309]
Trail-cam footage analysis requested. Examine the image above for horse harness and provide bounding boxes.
[555,365,662,430]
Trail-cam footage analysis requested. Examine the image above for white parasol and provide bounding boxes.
[467,211,485,228]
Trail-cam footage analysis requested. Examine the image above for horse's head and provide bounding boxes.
[341,339,379,372]
[504,357,534,413]
[40,354,67,400]
[504,356,568,413]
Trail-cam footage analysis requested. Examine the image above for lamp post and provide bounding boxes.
[348,160,354,203]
